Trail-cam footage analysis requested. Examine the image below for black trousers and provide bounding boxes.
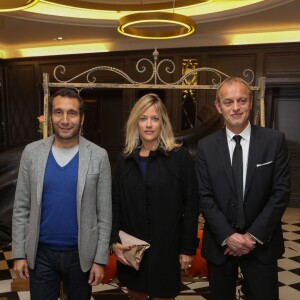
[207,254,279,300]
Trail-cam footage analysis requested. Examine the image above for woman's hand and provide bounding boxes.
[179,254,193,270]
[112,243,133,266]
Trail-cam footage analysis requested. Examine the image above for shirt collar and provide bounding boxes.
[226,122,251,142]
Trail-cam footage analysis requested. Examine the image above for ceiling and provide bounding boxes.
[0,0,299,59]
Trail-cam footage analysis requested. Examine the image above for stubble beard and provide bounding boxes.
[53,124,81,141]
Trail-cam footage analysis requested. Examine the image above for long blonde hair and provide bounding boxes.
[123,93,180,155]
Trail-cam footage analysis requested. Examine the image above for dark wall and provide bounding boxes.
[0,43,299,206]
[0,62,5,149]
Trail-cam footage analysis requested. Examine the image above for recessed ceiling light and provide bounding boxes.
[53,37,63,41]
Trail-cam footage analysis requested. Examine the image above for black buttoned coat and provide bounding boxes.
[111,146,198,298]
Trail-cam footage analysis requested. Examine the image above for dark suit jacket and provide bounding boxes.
[195,125,290,265]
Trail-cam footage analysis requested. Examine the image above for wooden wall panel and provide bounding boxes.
[80,88,124,171]
[208,54,256,77]
[0,63,5,149]
[205,54,257,106]
[272,87,300,208]
[264,53,300,78]
[290,151,300,208]
[265,86,300,208]
[5,65,38,147]
[1,43,300,207]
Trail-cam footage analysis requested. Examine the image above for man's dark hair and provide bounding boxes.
[49,88,84,117]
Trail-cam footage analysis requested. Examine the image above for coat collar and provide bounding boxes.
[126,146,170,162]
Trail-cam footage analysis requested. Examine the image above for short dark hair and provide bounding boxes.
[49,88,84,116]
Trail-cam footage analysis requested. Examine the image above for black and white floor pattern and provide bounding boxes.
[0,208,299,300]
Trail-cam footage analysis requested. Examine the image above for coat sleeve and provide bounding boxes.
[110,155,123,245]
[180,149,199,255]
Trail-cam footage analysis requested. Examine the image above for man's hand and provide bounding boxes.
[13,259,29,280]
[224,233,256,256]
[88,263,105,286]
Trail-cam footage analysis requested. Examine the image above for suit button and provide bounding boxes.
[147,219,151,224]
[146,201,150,206]
[232,202,237,207]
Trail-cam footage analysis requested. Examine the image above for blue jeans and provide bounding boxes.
[29,245,91,300]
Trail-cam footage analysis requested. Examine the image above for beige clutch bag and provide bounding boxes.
[119,230,150,271]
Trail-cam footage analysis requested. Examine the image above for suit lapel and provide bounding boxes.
[245,125,261,198]
[216,129,236,193]
[77,137,91,211]
[37,136,54,205]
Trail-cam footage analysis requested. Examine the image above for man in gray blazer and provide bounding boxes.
[12,88,112,300]
[196,77,290,299]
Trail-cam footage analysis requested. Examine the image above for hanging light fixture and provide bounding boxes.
[118,12,195,40]
[117,1,196,40]
[0,0,39,12]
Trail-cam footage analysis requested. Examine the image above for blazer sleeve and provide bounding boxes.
[195,140,235,245]
[12,147,31,259]
[93,149,112,264]
[247,132,290,243]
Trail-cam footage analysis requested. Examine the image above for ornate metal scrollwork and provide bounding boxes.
[53,49,255,87]
[43,49,263,139]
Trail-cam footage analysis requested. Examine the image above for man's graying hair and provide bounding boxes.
[49,88,84,117]
[216,77,252,102]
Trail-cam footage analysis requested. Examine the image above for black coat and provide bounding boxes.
[111,146,199,297]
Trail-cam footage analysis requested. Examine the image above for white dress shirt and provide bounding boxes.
[223,122,263,245]
[226,122,251,195]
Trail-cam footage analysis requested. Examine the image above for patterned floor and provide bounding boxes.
[0,208,299,300]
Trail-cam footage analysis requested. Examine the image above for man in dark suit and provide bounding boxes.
[195,77,290,299]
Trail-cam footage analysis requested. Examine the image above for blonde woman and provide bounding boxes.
[111,93,198,300]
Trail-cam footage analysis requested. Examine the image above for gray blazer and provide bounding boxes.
[12,136,112,272]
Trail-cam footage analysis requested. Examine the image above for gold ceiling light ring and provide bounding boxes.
[117,12,196,40]
[43,0,209,11]
[0,0,39,12]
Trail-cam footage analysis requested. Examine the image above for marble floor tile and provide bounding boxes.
[0,207,299,300]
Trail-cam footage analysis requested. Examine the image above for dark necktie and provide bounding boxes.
[232,135,245,229]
